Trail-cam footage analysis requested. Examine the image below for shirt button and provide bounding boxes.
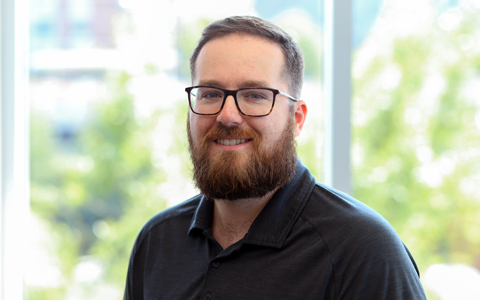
[212,261,220,268]
[204,292,212,300]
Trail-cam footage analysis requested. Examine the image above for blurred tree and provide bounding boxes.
[28,2,480,299]
[28,70,190,298]
[177,18,212,80]
[352,0,480,282]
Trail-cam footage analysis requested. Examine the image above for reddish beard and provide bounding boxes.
[187,117,297,201]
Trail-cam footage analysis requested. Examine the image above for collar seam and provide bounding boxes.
[243,176,317,248]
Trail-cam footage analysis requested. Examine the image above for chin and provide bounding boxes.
[210,149,248,166]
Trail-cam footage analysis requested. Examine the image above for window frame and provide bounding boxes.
[1,0,29,299]
[323,0,353,195]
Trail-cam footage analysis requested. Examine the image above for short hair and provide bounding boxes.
[189,16,304,99]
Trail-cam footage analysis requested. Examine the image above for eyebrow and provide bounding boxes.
[197,79,271,89]
[197,79,223,87]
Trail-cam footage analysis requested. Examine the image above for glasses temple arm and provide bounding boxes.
[278,91,298,102]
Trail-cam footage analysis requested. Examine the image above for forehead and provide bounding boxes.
[194,34,286,88]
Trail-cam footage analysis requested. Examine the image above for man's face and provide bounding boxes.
[187,34,307,200]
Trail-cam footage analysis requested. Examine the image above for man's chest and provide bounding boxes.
[141,231,335,300]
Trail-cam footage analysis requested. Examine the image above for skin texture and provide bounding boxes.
[188,33,308,249]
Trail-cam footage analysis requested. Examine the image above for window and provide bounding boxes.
[351,1,480,298]
[2,0,479,299]
[26,1,324,299]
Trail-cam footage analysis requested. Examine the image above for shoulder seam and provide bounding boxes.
[300,215,338,299]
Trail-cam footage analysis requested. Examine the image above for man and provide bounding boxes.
[124,16,427,299]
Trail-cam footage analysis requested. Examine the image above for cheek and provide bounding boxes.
[264,125,282,145]
[189,115,213,142]
[248,119,277,145]
[257,109,288,135]
[255,112,293,146]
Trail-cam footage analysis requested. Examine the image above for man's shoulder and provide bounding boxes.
[142,195,202,232]
[304,182,388,223]
[301,182,403,251]
[133,195,202,249]
[298,182,424,297]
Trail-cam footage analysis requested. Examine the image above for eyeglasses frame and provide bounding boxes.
[185,85,298,117]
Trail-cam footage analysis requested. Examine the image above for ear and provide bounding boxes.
[293,100,307,137]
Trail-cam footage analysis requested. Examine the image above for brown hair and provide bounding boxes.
[189,16,304,99]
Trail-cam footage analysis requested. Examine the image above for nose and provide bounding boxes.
[216,95,243,126]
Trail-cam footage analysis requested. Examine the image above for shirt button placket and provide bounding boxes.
[204,259,220,300]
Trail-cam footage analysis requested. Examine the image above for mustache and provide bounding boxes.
[202,125,261,142]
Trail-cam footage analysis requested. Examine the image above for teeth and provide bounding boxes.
[217,139,247,146]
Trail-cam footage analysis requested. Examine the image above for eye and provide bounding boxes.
[203,91,222,98]
[196,88,223,100]
[241,89,271,102]
[246,93,266,99]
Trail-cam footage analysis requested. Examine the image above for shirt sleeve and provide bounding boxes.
[123,230,148,300]
[332,215,427,300]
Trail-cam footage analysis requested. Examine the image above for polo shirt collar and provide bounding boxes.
[188,159,316,249]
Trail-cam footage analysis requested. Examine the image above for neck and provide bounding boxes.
[212,188,278,250]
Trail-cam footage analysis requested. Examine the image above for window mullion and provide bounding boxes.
[323,0,353,195]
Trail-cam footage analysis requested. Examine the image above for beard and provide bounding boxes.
[187,116,297,201]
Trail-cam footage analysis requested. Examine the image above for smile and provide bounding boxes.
[216,139,251,146]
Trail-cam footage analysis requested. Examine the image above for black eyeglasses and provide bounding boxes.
[185,86,298,117]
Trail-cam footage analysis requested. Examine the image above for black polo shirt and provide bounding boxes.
[124,161,426,300]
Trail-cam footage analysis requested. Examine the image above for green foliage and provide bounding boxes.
[352,4,480,276]
[29,70,191,298]
[297,31,322,79]
[28,4,480,299]
[177,18,213,79]
[25,287,67,300]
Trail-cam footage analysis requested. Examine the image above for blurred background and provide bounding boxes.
[27,0,480,299]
